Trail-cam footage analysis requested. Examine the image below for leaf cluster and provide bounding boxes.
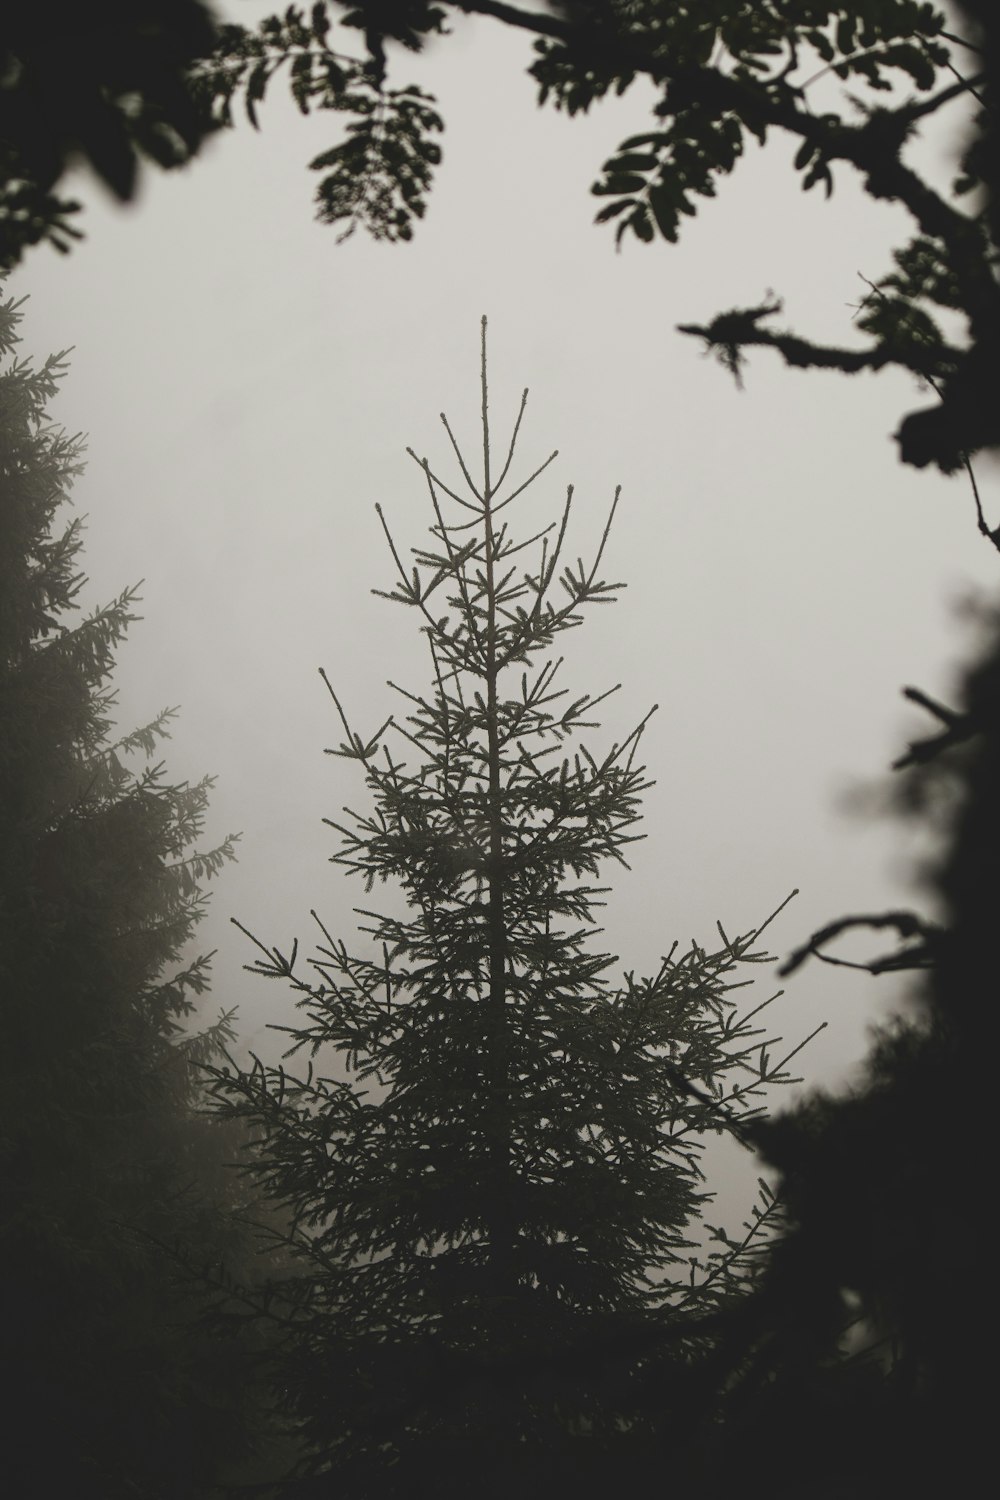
[190,3,444,243]
[528,1,950,246]
[6,4,994,469]
[186,2,997,468]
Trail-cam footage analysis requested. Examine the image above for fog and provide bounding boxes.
[11,2,996,1132]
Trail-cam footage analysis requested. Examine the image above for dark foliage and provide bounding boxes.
[0,0,220,266]
[188,3,444,244]
[5,4,995,472]
[205,321,811,1498]
[181,2,998,472]
[6,4,996,1491]
[699,601,997,1499]
[0,291,288,1498]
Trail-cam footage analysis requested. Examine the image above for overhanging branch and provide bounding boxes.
[676,301,960,385]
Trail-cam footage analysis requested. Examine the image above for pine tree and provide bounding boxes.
[208,319,813,1498]
[0,289,276,1498]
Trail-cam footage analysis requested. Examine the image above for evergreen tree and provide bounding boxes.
[0,289,276,1499]
[208,319,812,1499]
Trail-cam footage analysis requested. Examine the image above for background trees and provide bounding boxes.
[0,291,282,1498]
[206,321,810,1498]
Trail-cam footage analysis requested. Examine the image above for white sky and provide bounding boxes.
[10,5,997,1155]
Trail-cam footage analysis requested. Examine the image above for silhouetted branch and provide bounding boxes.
[779,910,945,978]
[677,301,960,388]
[893,685,982,769]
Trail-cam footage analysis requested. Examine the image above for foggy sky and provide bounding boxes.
[10,4,997,1152]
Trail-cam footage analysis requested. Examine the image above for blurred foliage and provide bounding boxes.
[708,601,1000,1499]
[0,291,294,1498]
[0,0,221,264]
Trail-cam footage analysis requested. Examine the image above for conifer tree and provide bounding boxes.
[209,319,814,1499]
[0,290,276,1499]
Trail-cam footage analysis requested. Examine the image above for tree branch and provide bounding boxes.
[454,3,992,313]
[892,685,983,768]
[676,302,960,385]
[454,0,571,43]
[778,910,945,978]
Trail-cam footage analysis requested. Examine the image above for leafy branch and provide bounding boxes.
[188,3,444,242]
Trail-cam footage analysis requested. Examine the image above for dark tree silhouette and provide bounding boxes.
[695,597,998,1500]
[0,290,284,1499]
[205,320,811,1499]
